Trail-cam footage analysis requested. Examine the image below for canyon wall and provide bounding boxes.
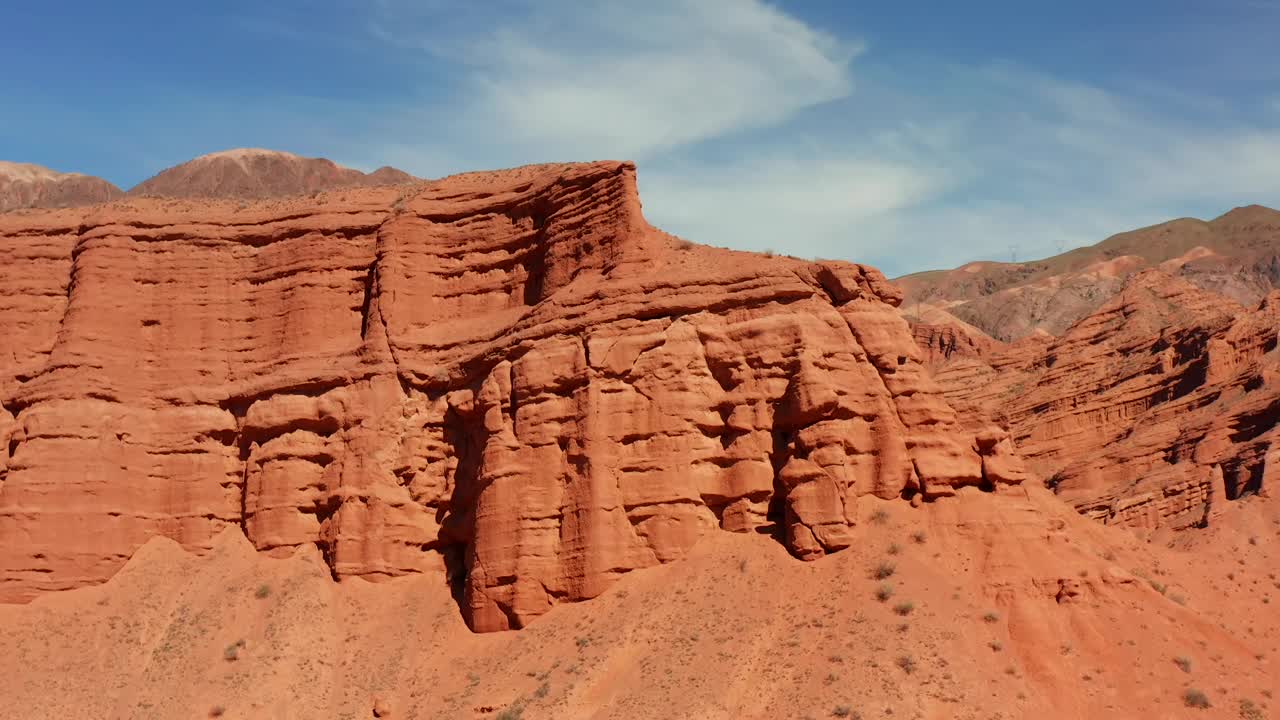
[921,270,1279,532]
[0,161,1026,631]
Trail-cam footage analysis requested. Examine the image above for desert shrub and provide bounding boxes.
[895,655,916,674]
[1240,699,1263,720]
[870,508,890,524]
[1183,688,1210,709]
[496,703,526,720]
[873,562,896,580]
[254,584,271,599]
[893,601,915,616]
[910,530,927,544]
[875,584,894,602]
[887,543,902,555]
[989,641,1003,652]
[982,611,1000,623]
[1174,656,1192,673]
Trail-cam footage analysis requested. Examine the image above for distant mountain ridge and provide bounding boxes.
[895,204,1280,341]
[0,161,124,212]
[0,149,418,212]
[127,148,418,200]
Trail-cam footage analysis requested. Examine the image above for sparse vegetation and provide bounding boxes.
[887,543,902,555]
[223,640,245,662]
[209,707,225,718]
[575,636,591,649]
[895,655,916,674]
[1240,698,1264,720]
[873,562,896,580]
[875,583,894,602]
[1174,656,1192,673]
[910,530,927,544]
[254,583,271,599]
[496,702,526,720]
[893,601,915,616]
[1183,688,1211,709]
[832,706,852,718]
[989,641,1003,652]
[982,611,1000,623]
[870,508,890,524]
[534,682,550,699]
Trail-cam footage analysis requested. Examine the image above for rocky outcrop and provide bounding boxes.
[911,321,998,365]
[923,270,1279,532]
[0,161,1025,631]
[896,205,1280,341]
[0,161,123,212]
[127,148,418,200]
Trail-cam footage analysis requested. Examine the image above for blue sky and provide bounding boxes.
[3,0,1278,275]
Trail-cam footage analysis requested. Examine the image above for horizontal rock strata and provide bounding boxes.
[0,161,1025,631]
[921,270,1279,532]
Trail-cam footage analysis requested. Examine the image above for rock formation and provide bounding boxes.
[897,205,1280,341]
[127,148,418,200]
[922,269,1279,533]
[0,161,123,212]
[0,160,1026,631]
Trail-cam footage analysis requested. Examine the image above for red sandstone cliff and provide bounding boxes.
[0,160,1027,632]
[922,269,1279,533]
[0,161,123,212]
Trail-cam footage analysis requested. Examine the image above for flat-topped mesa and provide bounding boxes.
[126,147,419,200]
[0,160,1026,632]
[0,161,124,212]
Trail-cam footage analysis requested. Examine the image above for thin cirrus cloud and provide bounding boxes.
[367,0,859,162]
[350,1,1278,277]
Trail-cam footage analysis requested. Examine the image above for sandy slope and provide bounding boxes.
[1,486,1274,720]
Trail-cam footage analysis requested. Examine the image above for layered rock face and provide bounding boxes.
[128,148,417,200]
[923,270,1279,532]
[0,161,123,212]
[0,161,1025,631]
[897,205,1280,341]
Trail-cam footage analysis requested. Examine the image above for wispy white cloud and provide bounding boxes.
[642,64,1280,274]
[334,2,1280,277]
[640,148,949,258]
[368,0,857,161]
